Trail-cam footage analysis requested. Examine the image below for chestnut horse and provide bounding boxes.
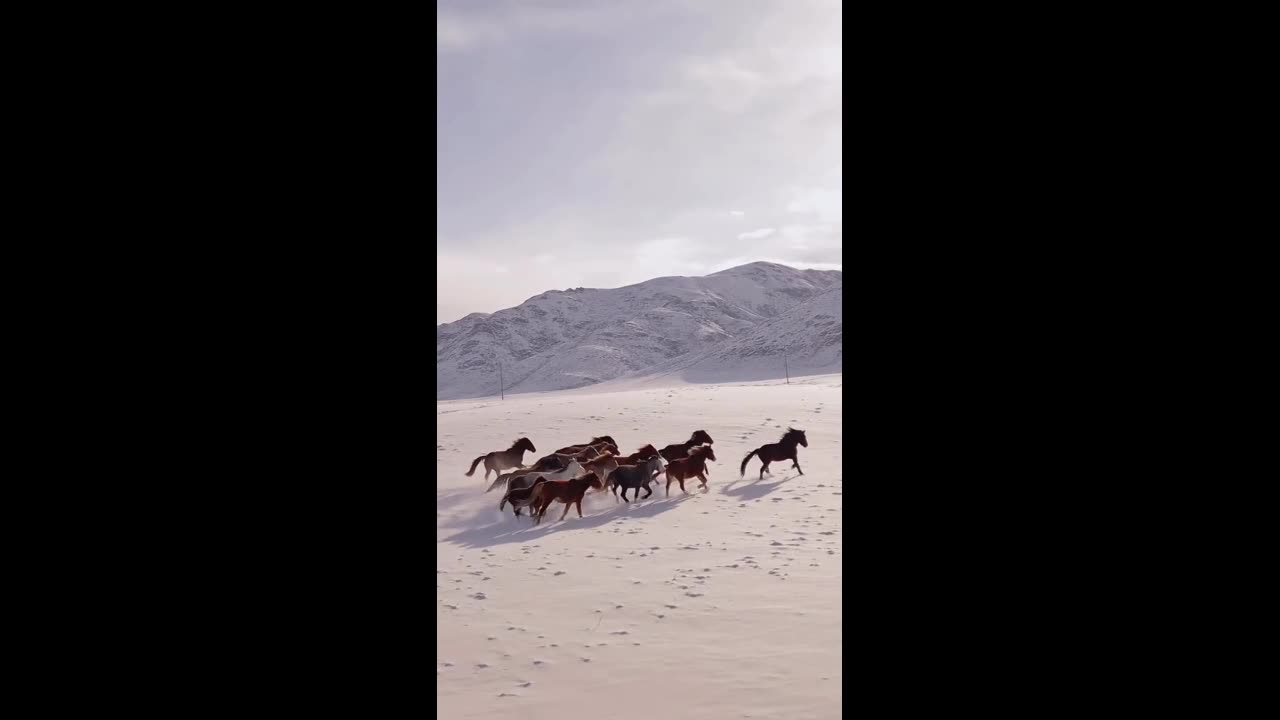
[554,436,618,455]
[530,472,605,524]
[466,437,537,480]
[739,428,807,479]
[665,445,717,495]
[658,430,714,462]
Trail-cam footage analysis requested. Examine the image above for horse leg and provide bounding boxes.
[760,462,769,479]
[666,477,673,497]
[576,499,584,518]
[642,483,652,499]
[793,459,804,475]
[560,502,571,521]
[620,486,630,503]
[679,477,687,494]
[697,471,708,489]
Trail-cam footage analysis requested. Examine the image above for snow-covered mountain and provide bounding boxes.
[630,286,842,385]
[436,261,842,400]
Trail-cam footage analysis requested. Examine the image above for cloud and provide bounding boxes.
[437,0,842,322]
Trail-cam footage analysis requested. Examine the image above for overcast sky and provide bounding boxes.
[437,0,842,324]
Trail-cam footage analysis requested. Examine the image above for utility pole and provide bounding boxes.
[784,353,790,384]
[499,361,504,400]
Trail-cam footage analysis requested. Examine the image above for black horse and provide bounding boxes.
[740,428,808,479]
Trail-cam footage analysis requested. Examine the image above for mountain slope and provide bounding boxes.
[630,286,842,384]
[436,262,842,400]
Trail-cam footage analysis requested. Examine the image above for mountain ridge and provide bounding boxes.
[436,262,842,400]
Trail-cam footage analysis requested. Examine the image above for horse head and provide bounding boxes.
[691,430,714,445]
[694,445,717,462]
[516,437,537,453]
[786,428,808,447]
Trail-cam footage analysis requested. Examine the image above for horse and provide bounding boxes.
[658,430,714,463]
[487,455,584,493]
[536,446,606,468]
[740,428,808,480]
[466,437,537,480]
[582,454,620,489]
[612,444,659,465]
[554,437,619,455]
[530,472,605,524]
[499,458,586,499]
[665,445,717,495]
[499,478,546,519]
[608,455,664,502]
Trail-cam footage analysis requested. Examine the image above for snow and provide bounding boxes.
[436,262,842,401]
[437,373,842,720]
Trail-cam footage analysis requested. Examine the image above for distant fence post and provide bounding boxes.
[784,353,789,384]
[499,361,504,400]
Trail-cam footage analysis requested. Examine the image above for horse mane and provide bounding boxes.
[590,436,615,445]
[510,437,529,450]
[780,428,803,443]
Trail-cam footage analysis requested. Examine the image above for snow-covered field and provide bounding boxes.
[437,374,843,720]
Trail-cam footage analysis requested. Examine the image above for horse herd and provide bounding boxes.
[463,428,810,525]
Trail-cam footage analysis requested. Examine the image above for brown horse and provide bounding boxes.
[534,446,605,469]
[612,444,659,465]
[582,454,619,490]
[740,428,807,479]
[530,472,605,524]
[466,437,537,480]
[658,430,714,462]
[554,436,618,455]
[665,445,717,495]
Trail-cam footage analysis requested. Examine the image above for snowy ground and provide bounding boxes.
[437,374,843,720]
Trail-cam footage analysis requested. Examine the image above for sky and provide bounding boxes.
[437,0,842,324]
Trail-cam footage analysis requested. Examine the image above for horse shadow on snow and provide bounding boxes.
[718,474,798,501]
[442,492,696,550]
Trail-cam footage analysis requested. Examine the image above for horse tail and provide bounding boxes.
[465,455,487,476]
[740,449,759,477]
[499,492,510,512]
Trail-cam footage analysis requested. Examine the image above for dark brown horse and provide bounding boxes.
[554,436,618,455]
[740,428,807,480]
[608,456,664,502]
[499,478,546,519]
[665,445,717,495]
[530,472,605,524]
[658,430,714,463]
[466,437,537,480]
